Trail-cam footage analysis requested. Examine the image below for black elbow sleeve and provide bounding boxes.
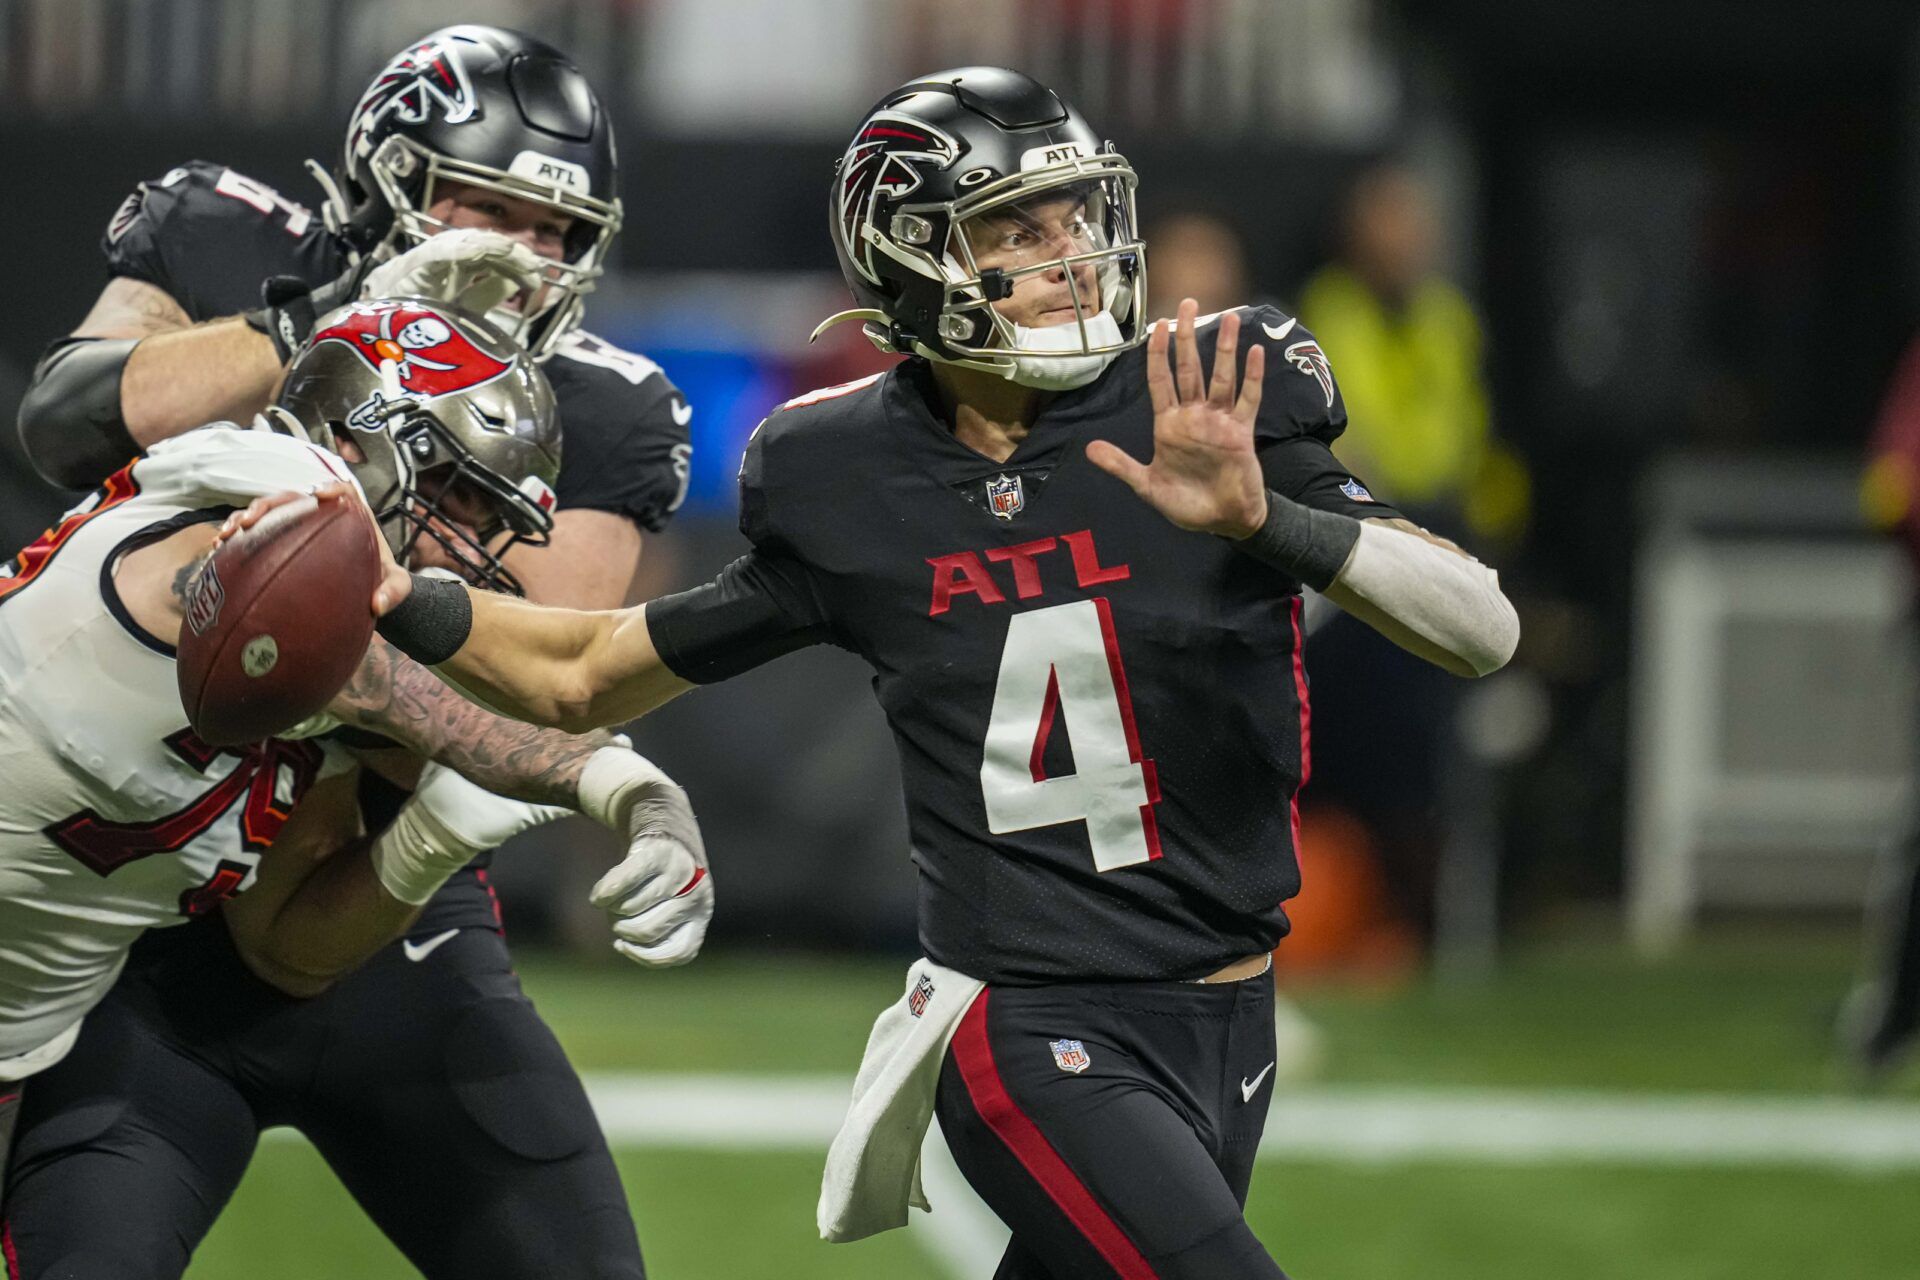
[17,337,141,489]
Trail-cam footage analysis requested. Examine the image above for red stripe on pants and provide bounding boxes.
[3,1217,20,1280]
[949,990,1160,1280]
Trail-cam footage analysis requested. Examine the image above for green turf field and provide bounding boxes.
[175,928,1920,1279]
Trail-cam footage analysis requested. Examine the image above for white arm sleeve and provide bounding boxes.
[1333,521,1520,677]
[368,764,571,905]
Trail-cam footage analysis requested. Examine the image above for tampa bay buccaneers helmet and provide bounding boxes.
[318,25,621,359]
[820,67,1147,384]
[269,298,561,597]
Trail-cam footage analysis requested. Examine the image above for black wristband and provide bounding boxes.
[1231,490,1361,591]
[376,575,473,666]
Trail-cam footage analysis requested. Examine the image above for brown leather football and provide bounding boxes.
[176,493,381,745]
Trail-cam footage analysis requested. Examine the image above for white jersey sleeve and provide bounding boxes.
[136,421,364,509]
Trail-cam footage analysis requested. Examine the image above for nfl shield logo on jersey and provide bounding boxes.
[1339,477,1374,503]
[1049,1038,1091,1074]
[986,473,1024,520]
[184,563,225,636]
[908,974,936,1018]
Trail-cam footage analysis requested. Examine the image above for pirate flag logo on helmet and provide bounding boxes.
[310,301,510,399]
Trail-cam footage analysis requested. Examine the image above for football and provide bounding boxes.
[176,492,382,746]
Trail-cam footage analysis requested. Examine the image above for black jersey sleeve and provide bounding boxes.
[1240,304,1349,447]
[100,167,187,291]
[645,417,836,681]
[99,161,333,320]
[646,550,834,683]
[1259,434,1403,522]
[547,334,693,532]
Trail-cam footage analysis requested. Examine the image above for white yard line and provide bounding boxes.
[560,1074,1920,1172]
[1258,1086,1920,1169]
[257,1076,1920,1280]
[256,1073,1920,1170]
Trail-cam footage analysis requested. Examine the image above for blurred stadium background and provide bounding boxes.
[6,0,1920,1275]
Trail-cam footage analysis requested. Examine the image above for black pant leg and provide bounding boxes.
[1213,974,1279,1208]
[290,928,645,1280]
[1870,836,1920,1049]
[936,984,1286,1280]
[0,993,258,1280]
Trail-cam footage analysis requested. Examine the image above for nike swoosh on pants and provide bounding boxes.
[402,928,461,962]
[1240,1061,1276,1102]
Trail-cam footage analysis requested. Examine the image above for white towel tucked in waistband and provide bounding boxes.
[818,956,984,1243]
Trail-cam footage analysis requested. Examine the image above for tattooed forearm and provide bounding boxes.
[328,638,612,806]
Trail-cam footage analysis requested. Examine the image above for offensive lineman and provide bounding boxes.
[331,68,1520,1277]
[0,306,708,1275]
[12,27,688,1276]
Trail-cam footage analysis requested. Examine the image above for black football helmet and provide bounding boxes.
[317,25,621,359]
[821,67,1146,382]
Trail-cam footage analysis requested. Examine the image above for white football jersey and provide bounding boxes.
[0,425,360,1072]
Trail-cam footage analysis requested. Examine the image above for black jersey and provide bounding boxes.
[649,307,1399,984]
[103,160,694,934]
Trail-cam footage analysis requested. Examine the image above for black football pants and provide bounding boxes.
[935,972,1288,1280]
[0,919,643,1279]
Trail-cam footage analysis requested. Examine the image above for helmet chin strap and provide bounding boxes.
[1004,311,1124,390]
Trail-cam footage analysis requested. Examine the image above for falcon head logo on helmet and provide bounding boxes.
[346,36,479,169]
[836,113,959,286]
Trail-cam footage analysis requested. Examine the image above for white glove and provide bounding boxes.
[370,762,571,906]
[578,746,712,967]
[360,229,545,318]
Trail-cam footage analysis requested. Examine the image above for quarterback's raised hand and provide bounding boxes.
[1086,297,1269,539]
[577,746,714,967]
[359,228,546,318]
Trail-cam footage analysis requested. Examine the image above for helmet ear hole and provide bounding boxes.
[939,314,983,344]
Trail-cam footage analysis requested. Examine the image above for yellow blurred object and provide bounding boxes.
[1465,442,1531,543]
[1860,453,1912,531]
[1300,264,1526,536]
